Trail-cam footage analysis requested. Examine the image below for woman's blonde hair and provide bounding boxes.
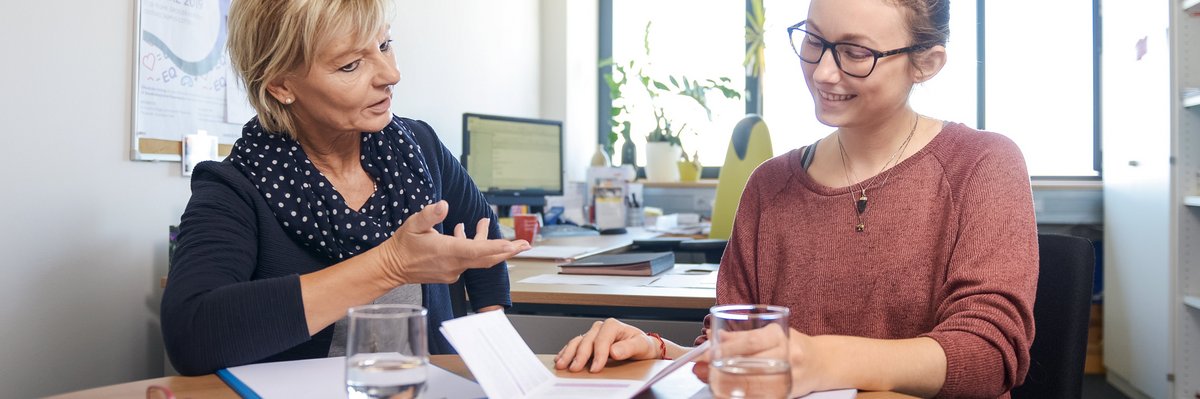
[227,0,391,138]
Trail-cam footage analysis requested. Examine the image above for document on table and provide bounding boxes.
[439,310,711,399]
[646,273,718,289]
[519,274,660,286]
[217,356,485,399]
[513,245,601,261]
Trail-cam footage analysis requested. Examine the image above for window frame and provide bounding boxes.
[597,0,1103,179]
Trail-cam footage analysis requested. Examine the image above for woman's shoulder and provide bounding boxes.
[387,116,445,150]
[930,122,1031,194]
[190,160,263,201]
[743,149,802,194]
[934,122,1024,160]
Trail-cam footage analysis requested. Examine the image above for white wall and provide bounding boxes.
[391,0,544,157]
[0,1,191,397]
[0,1,563,397]
[540,0,599,183]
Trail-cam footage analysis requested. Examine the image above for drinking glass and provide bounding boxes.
[709,304,792,399]
[345,304,429,399]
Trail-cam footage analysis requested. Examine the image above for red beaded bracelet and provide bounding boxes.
[646,332,671,360]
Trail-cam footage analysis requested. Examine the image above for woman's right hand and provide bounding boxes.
[555,318,662,372]
[377,200,530,285]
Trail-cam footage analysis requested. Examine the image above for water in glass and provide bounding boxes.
[346,353,427,399]
[710,357,791,399]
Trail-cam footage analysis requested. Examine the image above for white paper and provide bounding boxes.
[639,341,709,388]
[513,245,600,261]
[440,310,710,399]
[646,273,718,289]
[519,274,660,287]
[440,311,554,398]
[224,356,485,399]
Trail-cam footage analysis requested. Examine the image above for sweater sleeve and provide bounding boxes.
[699,160,770,345]
[715,163,767,305]
[160,165,312,376]
[409,119,511,310]
[923,138,1038,398]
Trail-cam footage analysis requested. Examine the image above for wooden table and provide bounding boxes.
[48,355,915,398]
[507,229,716,319]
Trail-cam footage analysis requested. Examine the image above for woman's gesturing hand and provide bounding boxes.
[555,318,662,373]
[377,200,529,285]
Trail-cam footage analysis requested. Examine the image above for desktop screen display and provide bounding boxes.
[461,113,563,205]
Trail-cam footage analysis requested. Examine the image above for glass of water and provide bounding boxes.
[346,304,428,399]
[709,304,792,399]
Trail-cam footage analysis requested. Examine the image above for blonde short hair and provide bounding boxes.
[227,0,391,138]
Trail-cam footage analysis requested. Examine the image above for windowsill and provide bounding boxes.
[639,179,719,188]
[1031,179,1103,191]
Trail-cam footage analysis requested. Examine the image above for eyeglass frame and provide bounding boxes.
[786,20,933,78]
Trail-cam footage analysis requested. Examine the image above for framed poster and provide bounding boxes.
[131,0,252,161]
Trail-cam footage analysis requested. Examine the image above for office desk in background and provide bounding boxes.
[48,354,917,398]
[506,228,717,352]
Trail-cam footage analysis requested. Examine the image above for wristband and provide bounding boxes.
[646,332,671,360]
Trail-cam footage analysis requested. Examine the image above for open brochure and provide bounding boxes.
[439,310,710,399]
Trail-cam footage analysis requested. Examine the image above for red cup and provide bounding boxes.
[513,214,540,243]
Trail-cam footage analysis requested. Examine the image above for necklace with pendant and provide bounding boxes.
[837,114,920,233]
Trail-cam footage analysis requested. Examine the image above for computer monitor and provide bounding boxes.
[461,113,563,207]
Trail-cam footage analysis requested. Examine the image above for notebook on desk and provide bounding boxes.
[558,251,675,276]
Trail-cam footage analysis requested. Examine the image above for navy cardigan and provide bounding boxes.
[161,117,510,376]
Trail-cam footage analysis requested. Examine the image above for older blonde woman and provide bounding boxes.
[161,0,529,375]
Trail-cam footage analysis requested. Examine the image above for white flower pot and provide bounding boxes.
[644,142,682,182]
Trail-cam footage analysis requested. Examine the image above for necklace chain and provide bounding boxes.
[837,114,920,232]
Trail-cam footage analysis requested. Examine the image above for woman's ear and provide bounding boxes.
[912,44,947,83]
[265,76,296,105]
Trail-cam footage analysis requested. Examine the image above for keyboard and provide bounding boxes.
[540,224,600,238]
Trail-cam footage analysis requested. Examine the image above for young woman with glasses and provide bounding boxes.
[556,0,1037,397]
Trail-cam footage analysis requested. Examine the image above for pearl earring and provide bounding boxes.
[283,97,294,104]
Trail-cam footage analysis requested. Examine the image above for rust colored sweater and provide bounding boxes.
[716,122,1038,398]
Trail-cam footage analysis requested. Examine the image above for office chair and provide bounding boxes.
[710,114,774,240]
[1011,233,1096,399]
[631,115,772,264]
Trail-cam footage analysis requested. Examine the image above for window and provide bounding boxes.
[606,0,745,167]
[600,0,1099,177]
[760,0,1098,177]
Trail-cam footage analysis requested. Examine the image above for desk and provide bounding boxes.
[48,355,915,398]
[508,228,714,319]
[505,228,716,352]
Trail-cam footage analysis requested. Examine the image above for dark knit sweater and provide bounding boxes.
[161,118,509,375]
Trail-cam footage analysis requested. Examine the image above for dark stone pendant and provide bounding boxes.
[856,194,868,214]
[855,223,865,232]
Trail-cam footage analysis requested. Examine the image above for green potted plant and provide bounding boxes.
[601,22,741,182]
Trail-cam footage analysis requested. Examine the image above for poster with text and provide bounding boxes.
[133,0,251,160]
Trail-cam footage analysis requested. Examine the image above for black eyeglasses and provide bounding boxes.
[787,20,931,78]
